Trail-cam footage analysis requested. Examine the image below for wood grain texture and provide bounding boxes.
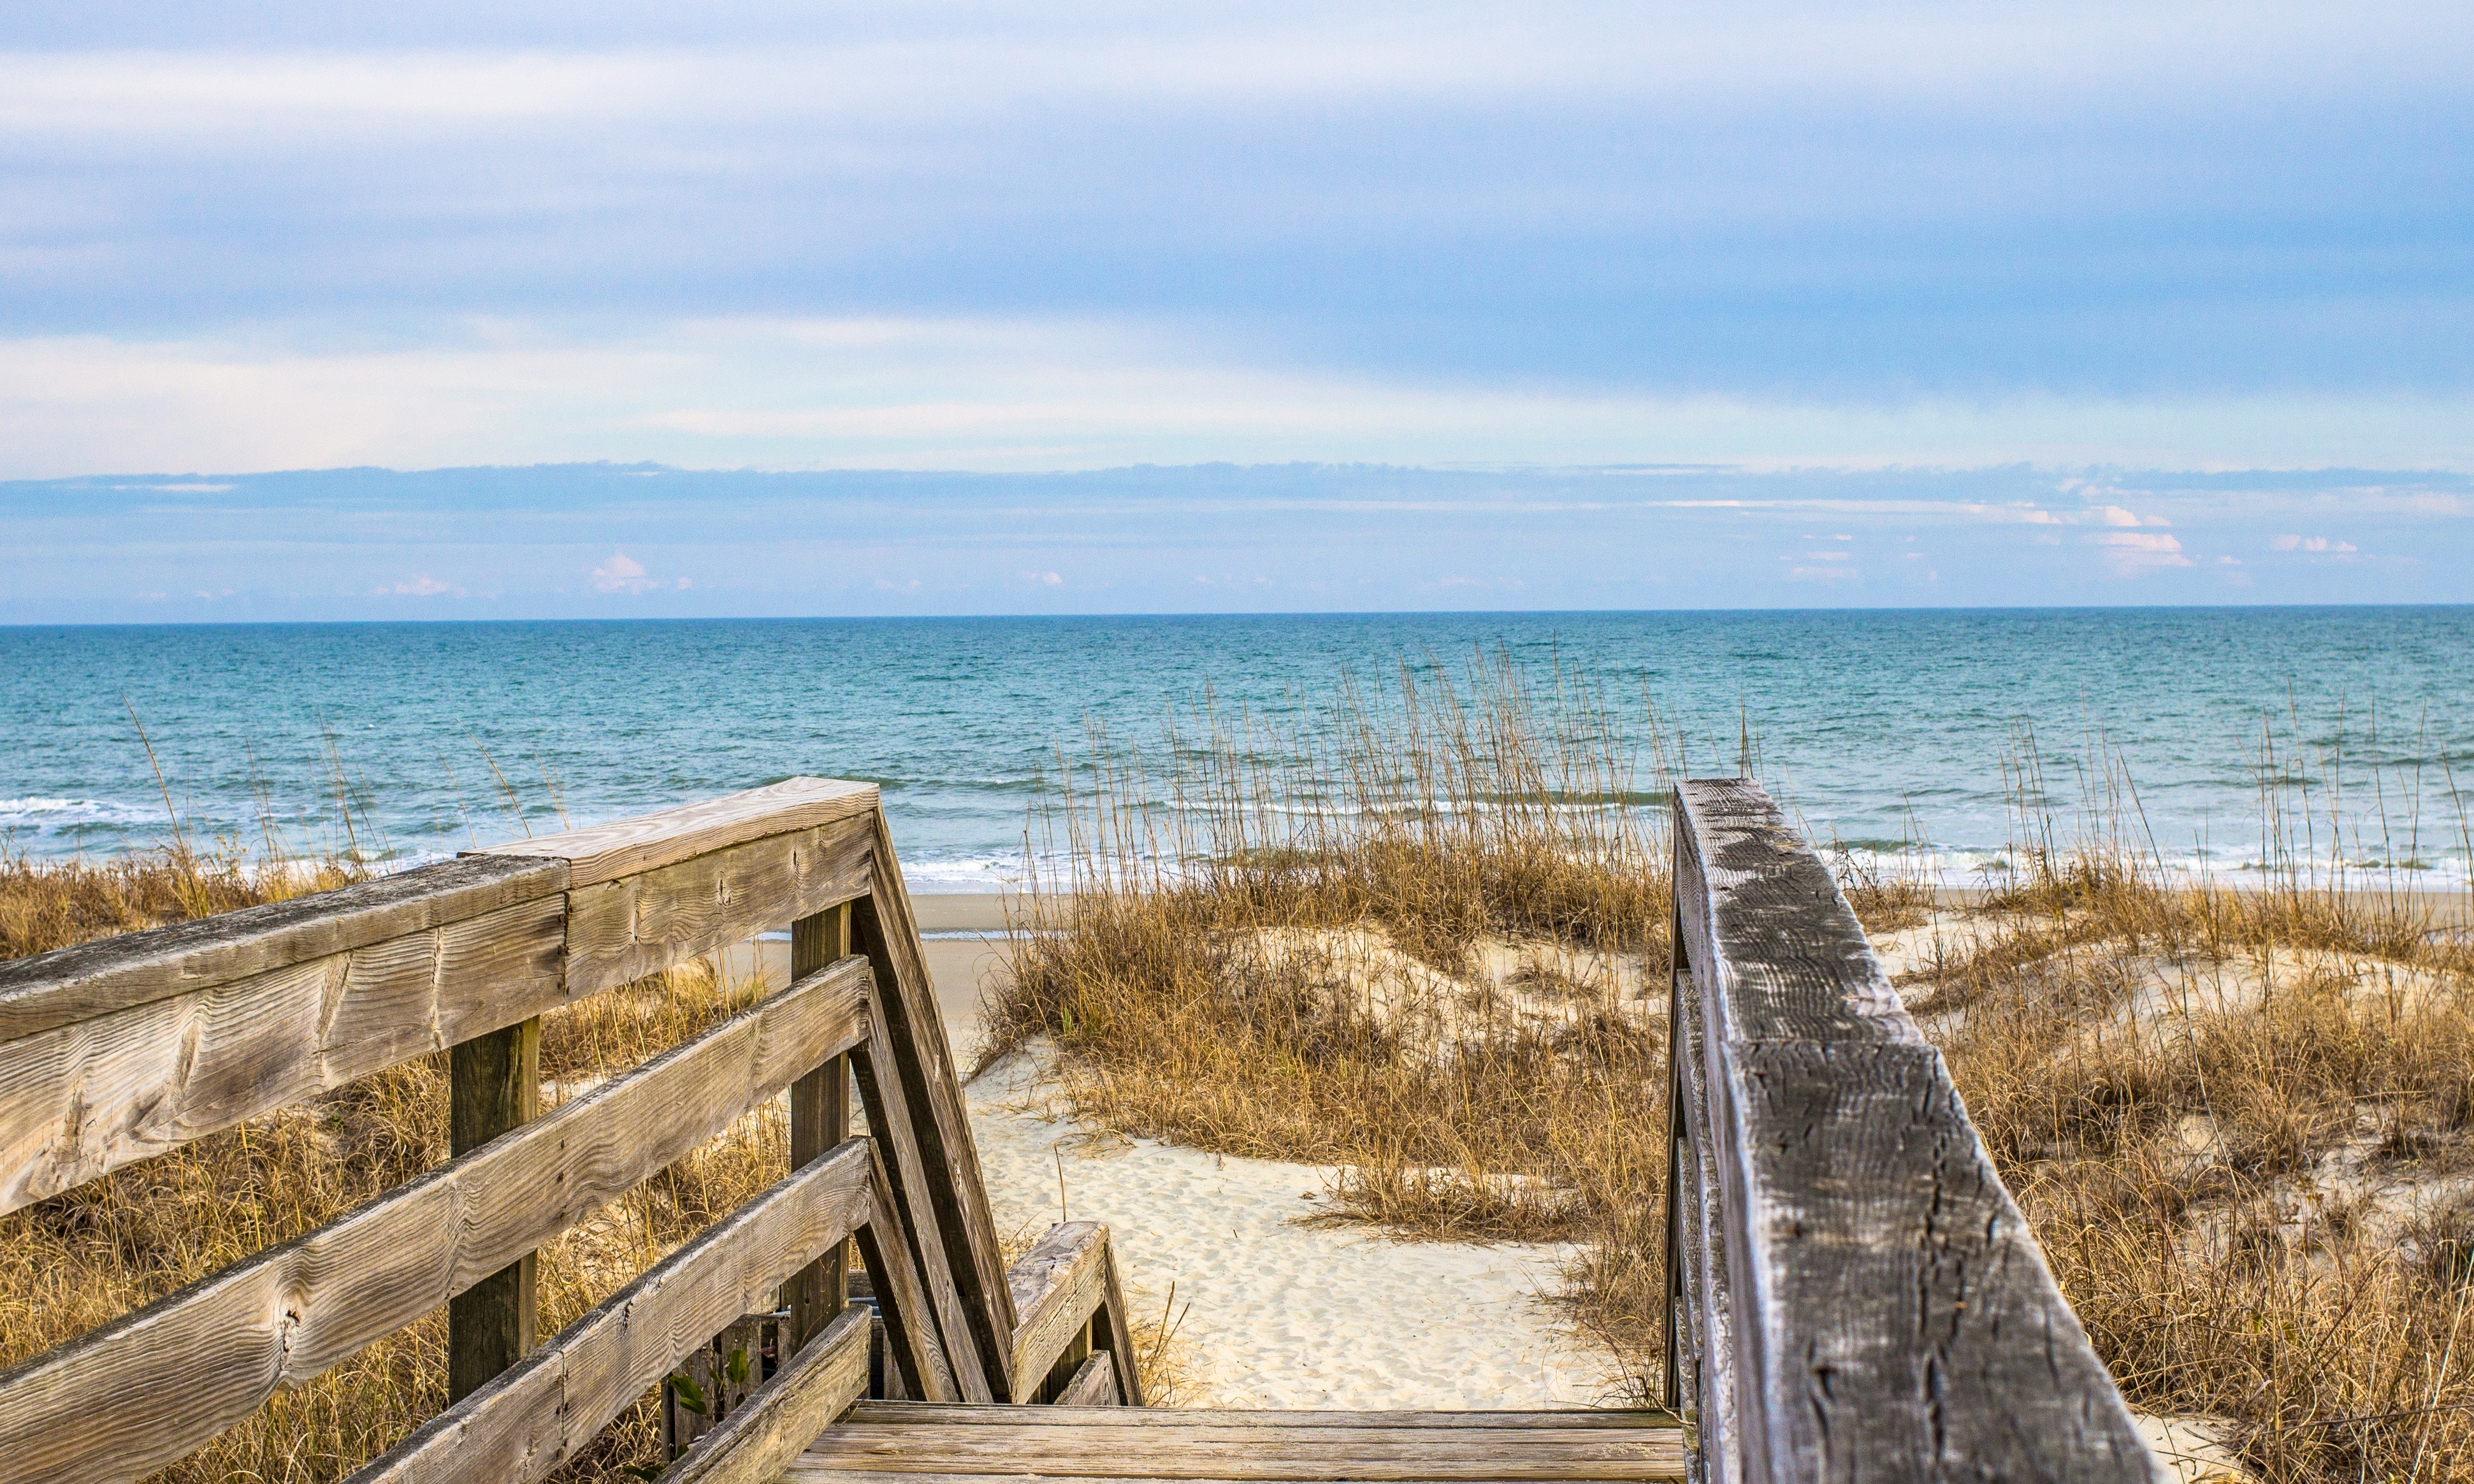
[1671,779,2153,1484]
[0,956,872,1484]
[0,888,567,1215]
[1053,1351,1120,1407]
[852,995,993,1402]
[786,905,855,1351]
[344,1139,878,1484]
[835,1407,1686,1429]
[856,823,1018,1400]
[663,1306,871,1484]
[473,776,878,886]
[854,1141,962,1405]
[559,818,873,997]
[448,1015,541,1402]
[789,1418,1687,1480]
[0,855,565,1041]
[1006,1221,1110,1404]
[1093,1235,1143,1408]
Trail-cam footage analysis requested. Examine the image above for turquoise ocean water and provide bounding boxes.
[3,609,2470,890]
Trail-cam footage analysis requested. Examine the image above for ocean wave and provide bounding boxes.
[0,796,166,837]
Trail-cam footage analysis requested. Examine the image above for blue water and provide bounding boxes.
[3,609,2470,889]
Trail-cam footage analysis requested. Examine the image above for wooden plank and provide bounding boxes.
[853,1142,962,1404]
[852,1004,994,1402]
[558,818,873,997]
[1054,1351,1119,1407]
[789,1423,1688,1480]
[1672,779,2153,1484]
[474,776,878,886]
[0,957,872,1484]
[1094,1236,1144,1408]
[785,904,853,1351]
[448,1015,540,1402]
[344,1139,877,1484]
[0,854,565,1041]
[664,1306,871,1484]
[836,1406,1684,1429]
[1006,1222,1110,1404]
[856,821,1018,1399]
[0,888,567,1215]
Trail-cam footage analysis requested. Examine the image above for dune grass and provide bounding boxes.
[987,661,1677,1384]
[988,664,2474,1479]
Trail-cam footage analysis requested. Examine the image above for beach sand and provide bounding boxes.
[967,1048,1624,1408]
[725,897,1626,1408]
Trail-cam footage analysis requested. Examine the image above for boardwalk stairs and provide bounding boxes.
[0,777,2147,1483]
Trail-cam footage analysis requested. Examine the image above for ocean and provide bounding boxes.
[3,608,2470,890]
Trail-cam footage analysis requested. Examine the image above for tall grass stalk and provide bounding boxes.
[991,656,1676,1381]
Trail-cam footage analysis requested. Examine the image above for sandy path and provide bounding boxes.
[966,1050,1624,1409]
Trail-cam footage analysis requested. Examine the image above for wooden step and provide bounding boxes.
[785,1404,1687,1482]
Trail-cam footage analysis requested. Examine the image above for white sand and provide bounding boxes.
[966,1049,1626,1409]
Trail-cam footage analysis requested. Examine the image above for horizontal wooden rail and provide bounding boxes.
[0,777,1075,1478]
[0,955,872,1484]
[1663,779,2153,1483]
[344,1137,902,1483]
[1005,1221,1144,1407]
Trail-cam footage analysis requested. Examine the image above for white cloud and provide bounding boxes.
[2091,530,2194,575]
[1019,570,1063,586]
[1788,565,1858,582]
[1,319,2473,479]
[591,551,670,593]
[384,573,456,596]
[2271,534,2358,552]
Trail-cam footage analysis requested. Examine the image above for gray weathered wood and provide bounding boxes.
[785,904,854,1352]
[448,1014,540,1401]
[834,1406,1684,1429]
[344,1138,879,1484]
[0,854,565,1041]
[853,1139,962,1404]
[1054,1351,1120,1407]
[0,886,565,1214]
[1093,1232,1143,1408]
[553,818,873,997]
[788,1415,1688,1480]
[855,826,1018,1399]
[1006,1221,1110,1404]
[474,776,878,886]
[1669,779,2153,1484]
[0,956,872,1484]
[665,1306,872,1484]
[853,1002,994,1402]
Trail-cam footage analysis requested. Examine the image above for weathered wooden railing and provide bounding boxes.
[0,777,1141,1483]
[1663,780,2154,1484]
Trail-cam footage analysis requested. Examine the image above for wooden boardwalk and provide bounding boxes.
[790,1406,1686,1482]
[0,775,2153,1483]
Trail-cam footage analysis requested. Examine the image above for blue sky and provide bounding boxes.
[2,3,2470,616]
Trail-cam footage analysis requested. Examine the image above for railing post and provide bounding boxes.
[783,902,853,1351]
[447,1015,540,1401]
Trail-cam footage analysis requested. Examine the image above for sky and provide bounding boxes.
[3,2,2470,617]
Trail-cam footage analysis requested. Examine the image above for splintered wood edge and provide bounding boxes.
[0,854,567,1041]
[472,777,880,885]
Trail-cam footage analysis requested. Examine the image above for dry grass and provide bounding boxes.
[0,833,1190,1480]
[988,659,1676,1384]
[1904,851,2474,1483]
[0,846,798,1482]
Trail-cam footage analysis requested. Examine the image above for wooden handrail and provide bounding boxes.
[0,779,1049,1483]
[345,1138,923,1484]
[1663,780,2152,1483]
[0,956,874,1484]
[1006,1222,1146,1407]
